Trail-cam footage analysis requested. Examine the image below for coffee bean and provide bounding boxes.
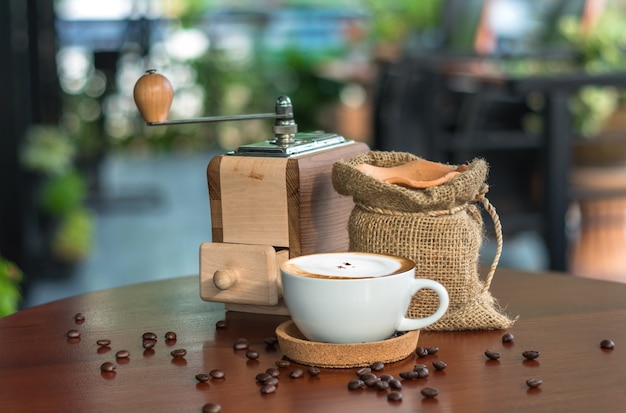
[202,402,222,413]
[375,380,390,391]
[426,346,439,355]
[260,384,276,394]
[264,337,278,346]
[246,350,259,360]
[485,349,501,360]
[115,350,130,359]
[347,379,365,390]
[387,391,403,401]
[360,372,377,381]
[266,368,280,378]
[66,329,80,339]
[415,366,429,378]
[289,369,304,379]
[233,338,249,350]
[526,378,543,388]
[74,313,85,322]
[389,379,402,390]
[195,373,210,383]
[307,366,321,377]
[379,373,394,382]
[364,377,380,387]
[209,369,225,379]
[100,362,116,372]
[96,339,111,347]
[432,360,447,371]
[170,348,187,358]
[142,339,156,349]
[256,373,271,383]
[142,332,157,340]
[264,377,279,386]
[215,320,226,329]
[421,387,439,398]
[522,350,540,360]
[502,333,515,343]
[355,367,371,377]
[416,347,429,358]
[164,331,177,340]
[600,339,615,349]
[275,359,290,368]
[370,361,384,371]
[413,363,426,371]
[399,371,420,380]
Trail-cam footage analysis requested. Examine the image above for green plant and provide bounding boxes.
[559,6,626,137]
[20,125,76,176]
[0,256,22,317]
[362,0,441,45]
[38,170,88,217]
[51,208,95,263]
[20,123,95,263]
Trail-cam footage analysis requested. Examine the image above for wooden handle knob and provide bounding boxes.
[133,69,174,123]
[213,269,238,290]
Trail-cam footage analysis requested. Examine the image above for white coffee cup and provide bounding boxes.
[280,252,449,344]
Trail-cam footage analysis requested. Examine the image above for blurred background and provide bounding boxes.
[3,0,626,315]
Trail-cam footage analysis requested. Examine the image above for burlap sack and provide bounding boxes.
[332,151,515,331]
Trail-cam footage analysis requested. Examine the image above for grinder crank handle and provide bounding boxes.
[132,70,295,141]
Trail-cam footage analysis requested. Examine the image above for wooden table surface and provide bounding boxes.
[2,267,626,412]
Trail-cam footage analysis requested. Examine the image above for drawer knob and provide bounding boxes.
[213,269,238,290]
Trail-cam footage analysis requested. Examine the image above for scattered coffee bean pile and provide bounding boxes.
[63,312,228,410]
[65,314,618,411]
[347,355,441,402]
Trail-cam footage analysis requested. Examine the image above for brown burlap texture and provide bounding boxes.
[332,151,515,331]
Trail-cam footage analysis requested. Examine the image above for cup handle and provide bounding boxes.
[396,279,449,331]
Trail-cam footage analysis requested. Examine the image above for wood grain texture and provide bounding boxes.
[220,156,290,247]
[133,70,173,123]
[207,142,369,257]
[286,142,370,258]
[199,243,279,305]
[199,244,290,314]
[207,156,223,243]
[2,268,626,412]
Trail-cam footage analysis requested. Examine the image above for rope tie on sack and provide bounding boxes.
[354,184,502,293]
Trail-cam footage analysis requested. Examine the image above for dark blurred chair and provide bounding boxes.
[372,0,589,271]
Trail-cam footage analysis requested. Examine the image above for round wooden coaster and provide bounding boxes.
[275,320,419,368]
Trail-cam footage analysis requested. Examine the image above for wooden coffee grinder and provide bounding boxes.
[134,69,369,315]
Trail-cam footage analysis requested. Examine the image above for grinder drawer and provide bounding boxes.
[199,242,288,307]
